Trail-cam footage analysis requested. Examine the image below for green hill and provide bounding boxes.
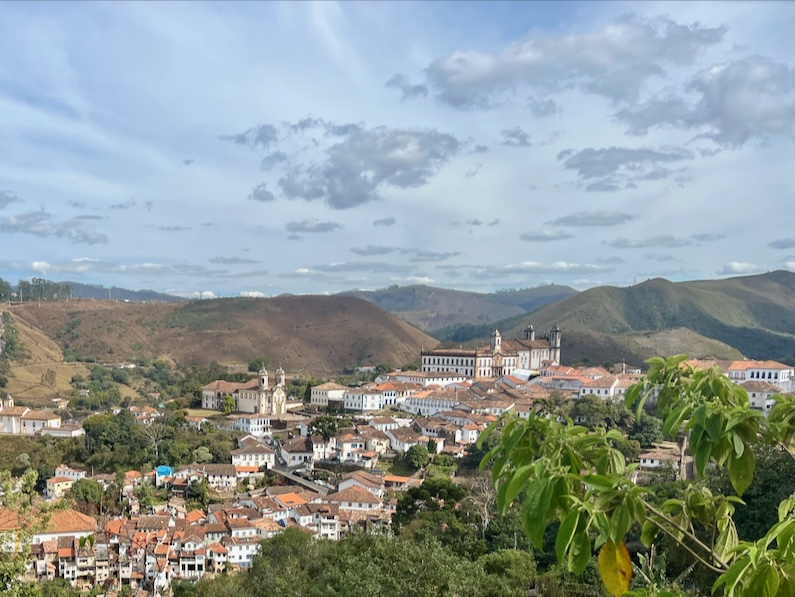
[498,270,795,364]
[340,284,576,331]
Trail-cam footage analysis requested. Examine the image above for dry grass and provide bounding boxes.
[9,296,437,375]
[4,312,141,407]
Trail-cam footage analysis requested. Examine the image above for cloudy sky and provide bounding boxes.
[1,1,793,298]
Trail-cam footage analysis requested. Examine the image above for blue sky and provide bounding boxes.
[0,1,793,298]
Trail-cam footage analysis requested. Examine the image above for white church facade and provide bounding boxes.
[421,324,561,380]
[201,367,287,416]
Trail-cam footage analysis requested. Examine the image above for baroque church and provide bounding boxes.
[420,324,561,379]
[201,367,287,416]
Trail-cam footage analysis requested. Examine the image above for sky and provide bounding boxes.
[0,1,793,298]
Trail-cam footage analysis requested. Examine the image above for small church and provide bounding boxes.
[201,367,287,416]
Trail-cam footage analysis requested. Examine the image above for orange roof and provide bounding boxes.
[206,542,228,554]
[274,493,307,508]
[0,508,96,534]
[383,474,410,483]
[185,510,206,524]
[235,465,259,473]
[124,470,142,479]
[47,476,74,484]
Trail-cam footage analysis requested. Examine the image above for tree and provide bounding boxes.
[308,415,338,441]
[629,414,665,448]
[186,478,210,510]
[404,444,429,470]
[248,357,268,372]
[221,394,236,415]
[141,421,170,462]
[193,446,213,463]
[480,354,795,597]
[70,479,103,508]
[134,483,155,510]
[427,438,437,455]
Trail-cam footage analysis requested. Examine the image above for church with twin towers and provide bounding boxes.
[420,324,561,379]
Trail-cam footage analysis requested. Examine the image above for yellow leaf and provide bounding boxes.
[598,539,633,597]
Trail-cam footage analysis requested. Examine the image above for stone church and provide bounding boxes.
[201,367,287,416]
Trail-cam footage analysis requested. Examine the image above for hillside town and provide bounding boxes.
[1,322,794,596]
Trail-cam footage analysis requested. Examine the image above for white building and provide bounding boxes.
[343,389,382,412]
[310,382,349,408]
[421,326,561,379]
[228,414,272,437]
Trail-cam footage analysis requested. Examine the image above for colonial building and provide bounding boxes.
[201,368,287,416]
[420,324,561,380]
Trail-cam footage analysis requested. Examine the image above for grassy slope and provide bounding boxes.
[3,314,139,408]
[341,284,577,331]
[9,295,438,375]
[501,271,795,363]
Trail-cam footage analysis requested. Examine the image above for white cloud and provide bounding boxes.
[718,262,765,275]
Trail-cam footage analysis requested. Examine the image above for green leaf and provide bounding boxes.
[694,437,712,477]
[582,474,615,489]
[727,444,756,497]
[523,478,554,549]
[504,464,535,506]
[748,563,779,597]
[705,413,723,441]
[731,433,744,457]
[610,505,632,545]
[568,528,592,575]
[640,520,660,548]
[556,509,580,563]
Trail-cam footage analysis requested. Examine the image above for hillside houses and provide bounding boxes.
[0,396,67,436]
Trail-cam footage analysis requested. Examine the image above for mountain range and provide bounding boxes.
[5,271,793,380]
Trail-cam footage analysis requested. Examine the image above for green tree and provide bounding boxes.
[248,357,268,372]
[427,438,437,454]
[70,479,103,508]
[404,444,429,470]
[221,394,236,415]
[308,415,338,441]
[186,478,210,510]
[193,446,213,463]
[480,354,795,597]
[134,483,155,510]
[628,414,665,448]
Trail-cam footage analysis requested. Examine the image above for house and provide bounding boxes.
[343,389,382,413]
[309,382,349,408]
[0,507,97,545]
[333,432,367,462]
[55,465,87,482]
[386,427,421,452]
[46,476,76,498]
[41,424,84,438]
[228,413,272,437]
[639,451,680,471]
[185,416,210,430]
[385,370,470,388]
[338,471,385,498]
[369,417,399,432]
[279,436,318,467]
[324,486,383,511]
[741,380,782,414]
[231,442,275,470]
[201,464,237,490]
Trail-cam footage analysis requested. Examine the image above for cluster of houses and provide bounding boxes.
[6,468,410,593]
[0,395,83,437]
